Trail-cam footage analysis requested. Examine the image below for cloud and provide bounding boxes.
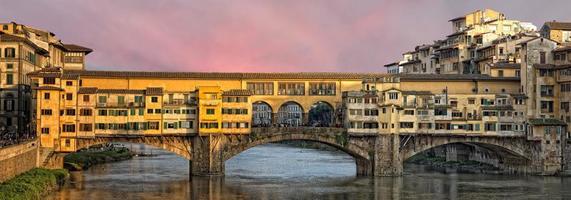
[1,0,570,72]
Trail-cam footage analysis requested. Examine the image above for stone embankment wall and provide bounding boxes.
[0,140,38,183]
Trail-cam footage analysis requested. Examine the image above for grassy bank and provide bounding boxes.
[64,145,133,171]
[0,168,68,200]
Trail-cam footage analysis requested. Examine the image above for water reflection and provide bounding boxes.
[49,143,571,200]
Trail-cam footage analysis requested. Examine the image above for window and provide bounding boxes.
[468,99,475,104]
[151,97,158,103]
[62,124,76,132]
[206,109,215,115]
[485,123,496,131]
[2,25,7,30]
[515,70,521,77]
[147,109,153,114]
[44,92,50,100]
[200,122,219,129]
[42,78,55,86]
[155,109,161,114]
[4,48,15,58]
[41,128,49,134]
[148,122,160,130]
[79,124,93,131]
[6,63,13,70]
[41,109,52,115]
[309,82,336,96]
[498,70,504,77]
[80,109,92,116]
[541,101,554,113]
[540,85,554,97]
[66,93,73,100]
[134,96,143,103]
[540,51,546,64]
[6,73,13,85]
[247,82,274,95]
[4,100,13,112]
[66,81,73,86]
[117,96,125,105]
[278,82,305,95]
[98,96,107,103]
[98,110,108,116]
[388,92,398,100]
[65,139,71,147]
[83,95,90,102]
[400,122,414,128]
[404,110,414,115]
[66,109,76,116]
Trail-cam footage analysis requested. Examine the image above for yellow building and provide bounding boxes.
[541,21,571,44]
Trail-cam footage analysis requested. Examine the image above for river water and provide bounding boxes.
[48,143,571,200]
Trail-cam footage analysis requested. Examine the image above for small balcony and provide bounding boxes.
[164,99,196,107]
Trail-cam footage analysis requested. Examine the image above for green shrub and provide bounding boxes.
[0,168,69,200]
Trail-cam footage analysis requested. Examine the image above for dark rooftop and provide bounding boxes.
[543,21,571,31]
[63,44,93,54]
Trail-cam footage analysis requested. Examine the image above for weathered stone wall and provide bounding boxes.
[0,140,38,183]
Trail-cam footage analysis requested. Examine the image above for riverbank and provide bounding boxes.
[64,145,133,171]
[406,153,502,174]
[0,168,68,200]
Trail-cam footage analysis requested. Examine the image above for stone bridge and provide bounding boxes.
[62,127,565,176]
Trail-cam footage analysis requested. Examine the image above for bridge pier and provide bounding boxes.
[373,134,402,176]
[191,135,225,176]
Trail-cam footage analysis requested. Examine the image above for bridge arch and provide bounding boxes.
[252,101,273,127]
[399,135,532,163]
[75,136,192,160]
[308,101,335,127]
[220,128,373,175]
[277,101,304,127]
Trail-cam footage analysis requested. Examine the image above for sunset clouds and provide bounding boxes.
[1,0,570,72]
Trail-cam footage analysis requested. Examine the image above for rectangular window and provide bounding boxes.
[66,93,73,100]
[151,97,158,103]
[206,109,215,115]
[147,109,153,114]
[62,124,76,132]
[79,124,93,131]
[44,92,51,100]
[80,109,92,116]
[278,82,305,95]
[66,109,76,116]
[388,92,398,100]
[540,51,546,64]
[6,73,13,85]
[400,122,414,128]
[83,95,90,102]
[134,96,143,103]
[404,110,414,115]
[98,110,107,116]
[43,77,56,84]
[118,96,125,105]
[540,85,554,97]
[98,96,107,103]
[41,109,52,115]
[4,48,15,58]
[309,82,336,96]
[247,82,274,95]
[41,128,49,134]
[66,81,73,86]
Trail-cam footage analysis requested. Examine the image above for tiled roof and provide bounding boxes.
[0,32,49,55]
[61,70,385,80]
[394,74,520,82]
[77,87,98,94]
[492,62,520,69]
[533,64,571,70]
[78,87,146,94]
[449,16,465,22]
[399,59,421,66]
[544,21,571,31]
[99,89,145,94]
[528,118,567,126]
[222,89,252,96]
[32,86,63,91]
[481,105,514,111]
[401,91,433,95]
[553,46,571,52]
[63,44,93,54]
[145,87,163,95]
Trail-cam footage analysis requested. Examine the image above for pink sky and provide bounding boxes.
[1,0,571,72]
